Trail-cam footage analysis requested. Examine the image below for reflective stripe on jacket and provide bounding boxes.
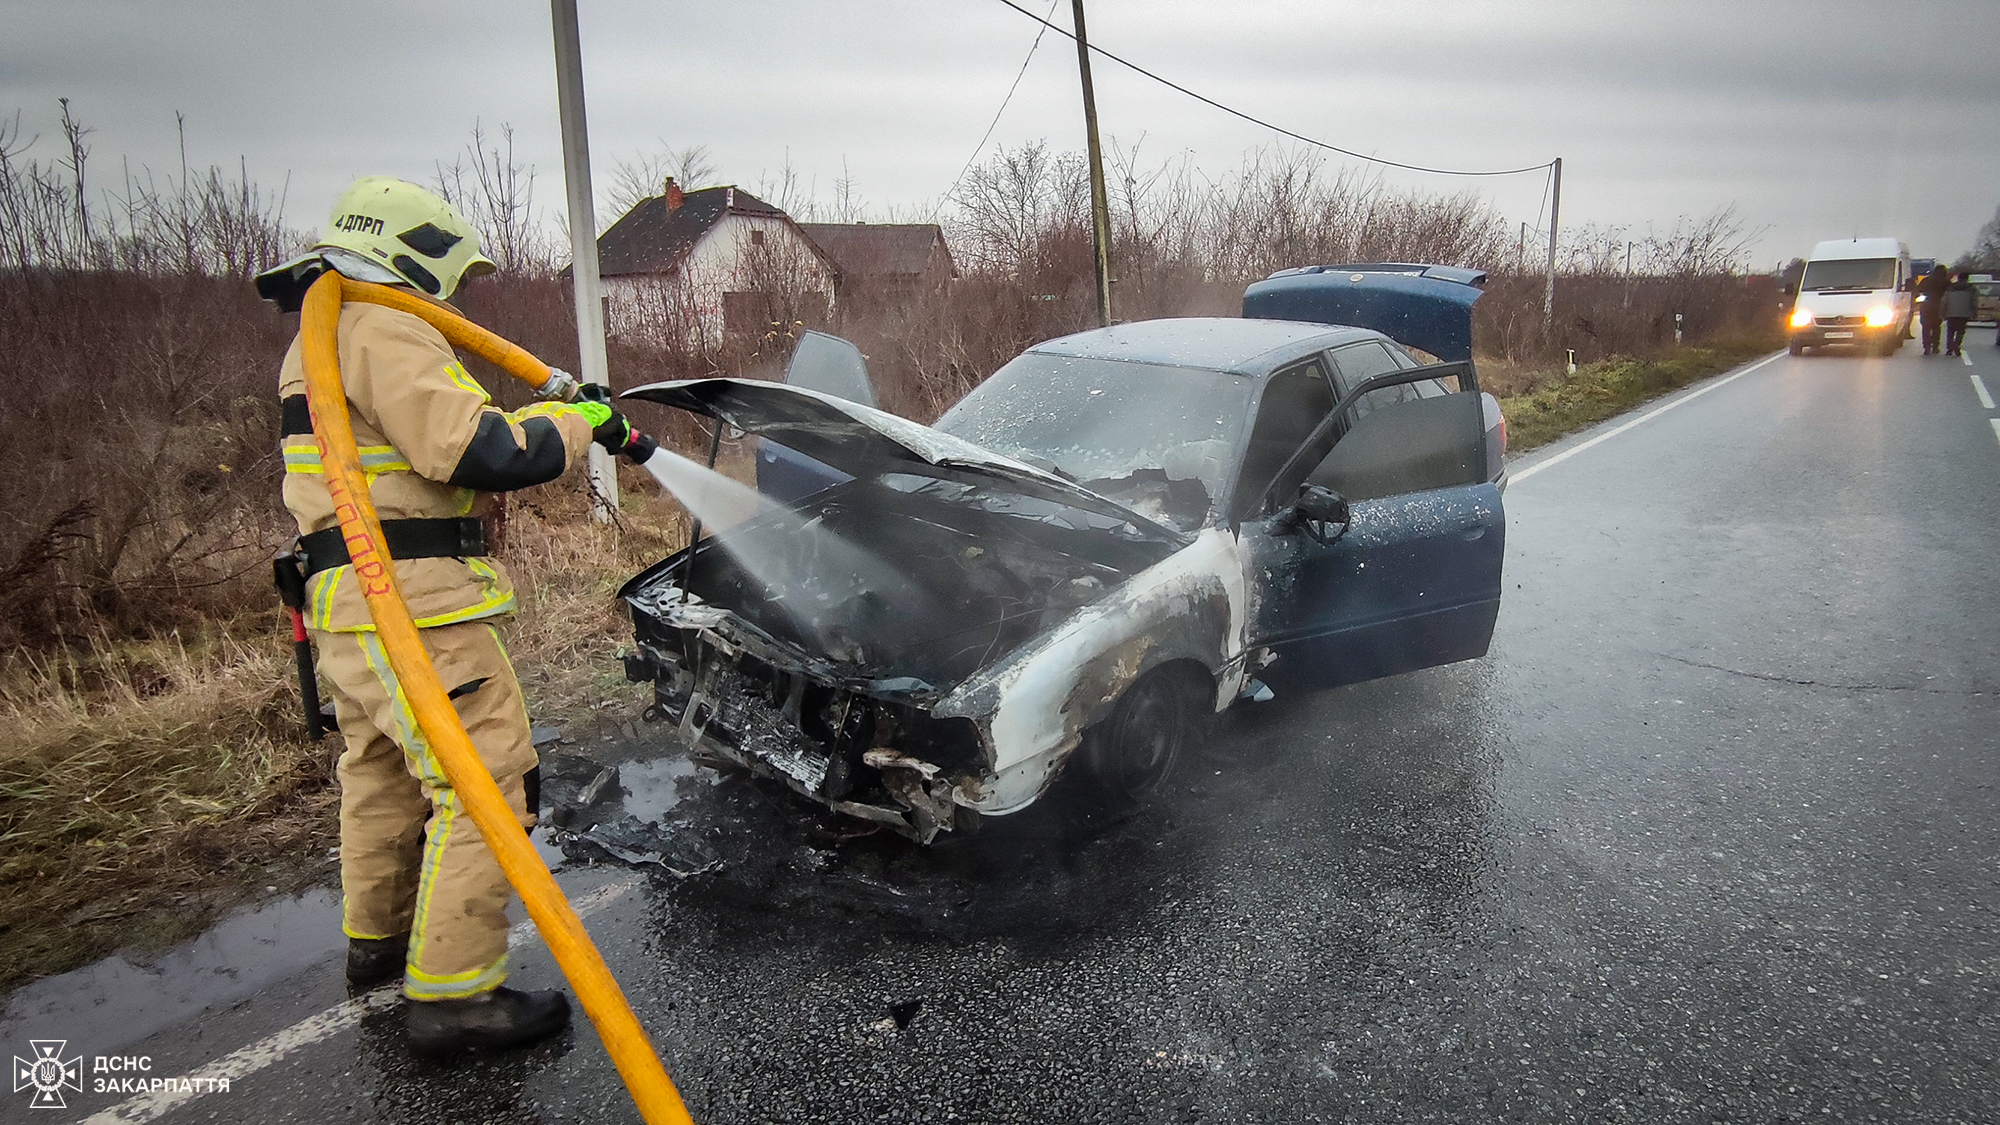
[277,298,595,633]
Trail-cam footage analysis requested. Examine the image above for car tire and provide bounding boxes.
[1878,335,1901,357]
[1788,340,1805,356]
[1074,665,1207,808]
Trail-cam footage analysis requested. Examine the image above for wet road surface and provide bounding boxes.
[8,345,2000,1123]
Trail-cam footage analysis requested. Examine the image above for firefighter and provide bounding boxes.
[272,177,652,1054]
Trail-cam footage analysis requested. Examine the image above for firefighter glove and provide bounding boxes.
[580,403,657,463]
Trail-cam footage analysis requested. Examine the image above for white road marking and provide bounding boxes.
[1509,351,1785,485]
[81,879,639,1125]
[1974,375,1995,410]
[1991,419,2000,448]
[1965,352,1976,367]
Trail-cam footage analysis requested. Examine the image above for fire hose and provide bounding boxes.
[297,271,692,1124]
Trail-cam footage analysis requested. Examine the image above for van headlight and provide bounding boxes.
[1788,308,1814,329]
[1864,305,1894,327]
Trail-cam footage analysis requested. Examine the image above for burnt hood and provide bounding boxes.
[622,378,1186,543]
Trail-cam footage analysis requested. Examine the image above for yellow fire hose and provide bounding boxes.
[299,272,692,1125]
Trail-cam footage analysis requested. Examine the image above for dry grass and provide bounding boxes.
[1495,336,1781,453]
[0,626,334,990]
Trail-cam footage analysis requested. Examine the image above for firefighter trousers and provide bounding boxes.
[316,618,538,1000]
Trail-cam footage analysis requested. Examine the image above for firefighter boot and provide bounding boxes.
[405,987,570,1055]
[345,934,410,991]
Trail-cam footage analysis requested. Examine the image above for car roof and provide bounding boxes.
[1808,238,1907,261]
[1025,317,1379,378]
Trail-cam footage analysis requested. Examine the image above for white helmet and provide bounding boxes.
[318,176,495,299]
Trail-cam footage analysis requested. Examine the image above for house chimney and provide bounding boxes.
[663,177,684,213]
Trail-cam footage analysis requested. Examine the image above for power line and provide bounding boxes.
[935,0,1064,218]
[990,0,1553,178]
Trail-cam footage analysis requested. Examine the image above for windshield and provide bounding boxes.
[933,352,1251,523]
[1801,257,1896,291]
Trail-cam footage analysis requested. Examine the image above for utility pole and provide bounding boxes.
[552,0,618,520]
[1517,221,1528,274]
[1623,240,1633,309]
[1071,0,1114,328]
[1542,156,1562,324]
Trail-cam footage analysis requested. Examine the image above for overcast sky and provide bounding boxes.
[5,0,1998,268]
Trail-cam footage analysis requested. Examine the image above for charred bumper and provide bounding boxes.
[624,601,985,842]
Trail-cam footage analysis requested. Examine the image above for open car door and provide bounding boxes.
[1245,362,1505,691]
[757,330,875,503]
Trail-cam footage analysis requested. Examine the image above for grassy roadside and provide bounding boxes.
[0,478,685,993]
[1493,337,1782,453]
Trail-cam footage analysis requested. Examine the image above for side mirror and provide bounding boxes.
[1781,282,1797,297]
[1270,484,1350,544]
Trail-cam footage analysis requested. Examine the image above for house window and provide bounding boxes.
[749,229,765,245]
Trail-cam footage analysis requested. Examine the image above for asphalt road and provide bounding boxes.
[8,342,2000,1124]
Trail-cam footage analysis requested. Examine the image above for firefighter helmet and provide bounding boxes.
[318,177,495,299]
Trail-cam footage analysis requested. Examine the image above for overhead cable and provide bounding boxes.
[938,0,1065,216]
[990,0,1554,178]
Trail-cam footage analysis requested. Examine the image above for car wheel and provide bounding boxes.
[1075,665,1207,807]
[1878,335,1901,357]
[1788,340,1805,356]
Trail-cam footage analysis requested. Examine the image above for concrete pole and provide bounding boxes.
[1542,157,1562,324]
[552,0,618,520]
[1071,0,1114,328]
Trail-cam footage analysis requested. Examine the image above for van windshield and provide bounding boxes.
[1801,258,1896,291]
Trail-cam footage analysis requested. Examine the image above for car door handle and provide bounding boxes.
[1457,517,1488,540]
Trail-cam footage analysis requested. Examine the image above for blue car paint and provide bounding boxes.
[1251,482,1504,690]
[1242,263,1487,364]
[736,264,1504,693]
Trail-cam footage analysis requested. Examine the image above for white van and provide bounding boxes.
[1786,238,1912,356]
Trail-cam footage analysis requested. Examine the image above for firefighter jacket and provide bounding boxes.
[278,298,596,633]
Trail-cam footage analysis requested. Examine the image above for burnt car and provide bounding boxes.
[617,264,1507,841]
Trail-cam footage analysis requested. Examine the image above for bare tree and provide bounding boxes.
[948,139,1089,275]
[433,121,552,275]
[1957,204,2000,270]
[603,142,716,226]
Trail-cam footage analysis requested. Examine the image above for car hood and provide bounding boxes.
[624,378,1187,543]
[1796,290,1895,314]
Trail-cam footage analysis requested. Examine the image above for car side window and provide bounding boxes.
[1236,359,1336,517]
[1331,341,1436,417]
[1308,389,1486,503]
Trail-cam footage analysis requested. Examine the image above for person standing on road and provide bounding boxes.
[1941,270,1976,356]
[1917,265,1951,355]
[265,177,653,1055]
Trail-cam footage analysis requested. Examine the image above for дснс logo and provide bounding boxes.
[13,1040,83,1110]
